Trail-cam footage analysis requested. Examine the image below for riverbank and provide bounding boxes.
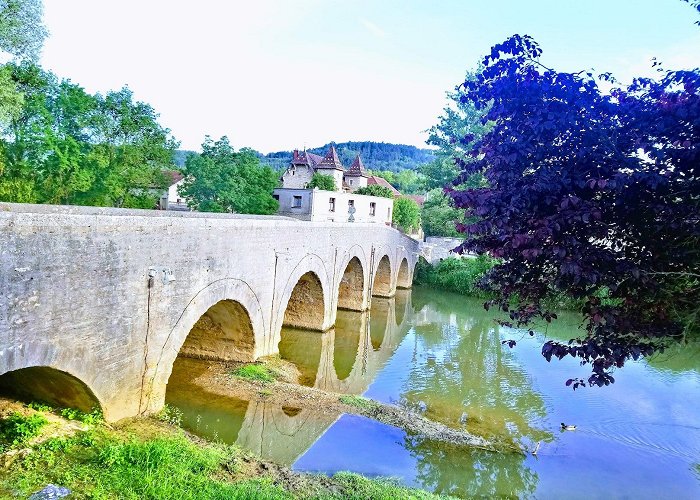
[0,397,454,499]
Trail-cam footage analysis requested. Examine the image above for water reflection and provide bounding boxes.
[279,296,414,395]
[167,294,415,466]
[168,287,700,499]
[165,358,249,443]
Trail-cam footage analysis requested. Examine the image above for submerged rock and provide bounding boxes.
[29,484,71,499]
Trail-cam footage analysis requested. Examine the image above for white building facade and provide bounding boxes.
[274,188,393,224]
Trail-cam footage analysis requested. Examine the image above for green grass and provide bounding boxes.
[0,426,451,499]
[231,364,277,383]
[0,429,290,499]
[157,404,183,427]
[0,412,48,448]
[26,401,103,425]
[338,395,379,411]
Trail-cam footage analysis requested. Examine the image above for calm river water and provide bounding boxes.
[167,286,700,499]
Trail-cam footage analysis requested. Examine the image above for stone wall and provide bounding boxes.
[0,203,419,422]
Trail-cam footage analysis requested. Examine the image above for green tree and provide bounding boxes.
[0,0,48,62]
[395,169,425,194]
[179,136,279,215]
[421,189,463,237]
[83,87,177,207]
[420,158,459,191]
[0,64,176,207]
[426,70,490,162]
[307,172,336,191]
[354,184,394,198]
[393,197,420,233]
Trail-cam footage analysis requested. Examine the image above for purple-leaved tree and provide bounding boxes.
[449,35,699,388]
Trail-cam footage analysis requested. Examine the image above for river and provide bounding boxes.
[166,286,700,498]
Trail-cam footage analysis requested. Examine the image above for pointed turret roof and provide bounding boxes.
[316,145,344,171]
[345,154,368,177]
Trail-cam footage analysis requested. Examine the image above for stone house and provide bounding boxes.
[274,145,393,224]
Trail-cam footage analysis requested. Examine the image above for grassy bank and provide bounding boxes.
[413,255,585,312]
[413,255,497,298]
[0,402,450,499]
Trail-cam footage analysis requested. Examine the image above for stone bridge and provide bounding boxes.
[0,203,419,421]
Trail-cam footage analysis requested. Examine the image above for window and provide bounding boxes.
[273,194,279,201]
[369,202,376,216]
[293,195,302,208]
[329,197,336,212]
[350,179,354,185]
[348,200,355,212]
[387,207,391,219]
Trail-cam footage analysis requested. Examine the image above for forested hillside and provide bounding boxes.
[260,141,435,172]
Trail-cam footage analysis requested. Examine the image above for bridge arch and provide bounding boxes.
[283,272,326,330]
[276,254,333,336]
[178,299,256,362]
[0,366,102,414]
[397,257,412,289]
[372,254,394,298]
[337,256,366,311]
[146,278,266,414]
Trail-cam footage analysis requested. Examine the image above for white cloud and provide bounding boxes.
[360,18,387,38]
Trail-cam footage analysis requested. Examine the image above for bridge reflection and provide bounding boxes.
[165,289,414,465]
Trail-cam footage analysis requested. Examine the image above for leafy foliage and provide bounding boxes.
[179,136,279,214]
[413,256,497,297]
[0,411,47,447]
[0,63,177,207]
[308,172,336,191]
[393,197,420,233]
[421,189,463,237]
[449,35,700,387]
[354,184,394,198]
[368,169,426,194]
[0,0,48,62]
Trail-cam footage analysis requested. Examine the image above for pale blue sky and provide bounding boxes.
[41,0,700,152]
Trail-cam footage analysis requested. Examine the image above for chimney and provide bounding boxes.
[293,149,299,161]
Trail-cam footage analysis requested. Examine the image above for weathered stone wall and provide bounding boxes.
[0,203,418,421]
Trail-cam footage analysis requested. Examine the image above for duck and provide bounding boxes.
[561,422,576,431]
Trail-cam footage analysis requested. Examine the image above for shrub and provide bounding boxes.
[157,404,183,427]
[307,172,336,191]
[354,185,394,198]
[414,255,498,297]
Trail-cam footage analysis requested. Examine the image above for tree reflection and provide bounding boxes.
[406,435,538,498]
[403,287,552,497]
